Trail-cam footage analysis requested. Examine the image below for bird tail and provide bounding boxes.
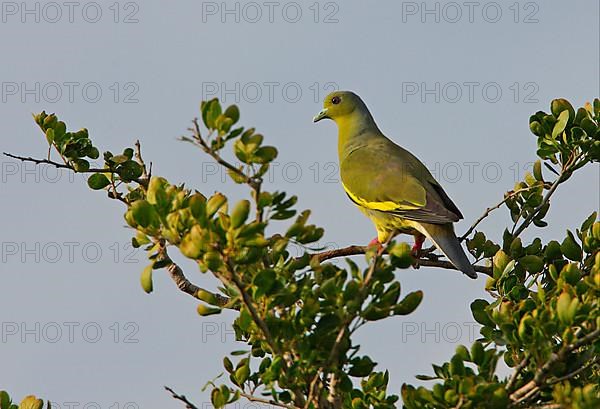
[416,222,477,279]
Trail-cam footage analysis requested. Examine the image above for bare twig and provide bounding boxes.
[189,119,255,187]
[3,152,108,173]
[164,386,199,409]
[459,186,538,242]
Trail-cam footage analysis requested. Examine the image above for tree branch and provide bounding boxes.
[311,246,492,277]
[3,152,109,173]
[164,386,199,409]
[166,263,231,308]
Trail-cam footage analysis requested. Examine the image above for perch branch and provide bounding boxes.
[311,246,492,277]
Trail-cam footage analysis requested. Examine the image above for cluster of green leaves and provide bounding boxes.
[33,111,144,193]
[402,343,507,408]
[0,392,48,409]
[34,111,99,171]
[503,98,600,230]
[531,98,600,164]
[87,148,144,189]
[402,99,600,409]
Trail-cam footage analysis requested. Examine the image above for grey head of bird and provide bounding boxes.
[313,91,379,135]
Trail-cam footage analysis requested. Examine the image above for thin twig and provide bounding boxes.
[3,152,109,173]
[459,186,538,242]
[164,386,199,409]
[511,176,562,239]
[190,119,255,187]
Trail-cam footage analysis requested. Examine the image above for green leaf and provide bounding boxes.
[147,176,169,207]
[207,193,227,218]
[72,159,90,172]
[224,105,240,124]
[455,345,470,362]
[0,391,11,409]
[390,242,413,269]
[87,173,110,190]
[117,160,143,181]
[394,290,423,315]
[532,160,543,181]
[140,265,153,293]
[253,269,276,296]
[561,231,582,261]
[348,356,377,377]
[197,303,222,316]
[111,154,129,164]
[230,200,250,229]
[470,342,485,365]
[86,146,100,160]
[581,211,598,231]
[519,255,544,274]
[211,388,227,409]
[552,110,569,139]
[551,98,575,122]
[130,200,158,228]
[227,168,247,184]
[234,363,250,384]
[556,292,573,324]
[470,299,494,327]
[45,128,55,144]
[253,146,278,164]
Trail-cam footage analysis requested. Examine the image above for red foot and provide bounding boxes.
[368,238,380,247]
[411,234,426,258]
[368,238,384,254]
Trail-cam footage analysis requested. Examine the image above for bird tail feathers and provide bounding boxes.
[416,223,477,279]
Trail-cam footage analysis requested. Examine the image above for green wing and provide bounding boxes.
[340,141,463,224]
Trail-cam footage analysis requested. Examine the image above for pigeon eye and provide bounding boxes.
[331,96,341,105]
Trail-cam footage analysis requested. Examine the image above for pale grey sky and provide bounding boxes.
[1,1,598,407]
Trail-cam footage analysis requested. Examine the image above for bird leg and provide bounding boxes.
[411,234,426,258]
[368,238,384,255]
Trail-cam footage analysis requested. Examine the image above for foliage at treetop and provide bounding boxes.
[3,97,599,408]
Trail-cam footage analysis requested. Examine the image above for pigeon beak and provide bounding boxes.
[313,108,329,123]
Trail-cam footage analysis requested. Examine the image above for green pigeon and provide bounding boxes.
[313,91,477,279]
